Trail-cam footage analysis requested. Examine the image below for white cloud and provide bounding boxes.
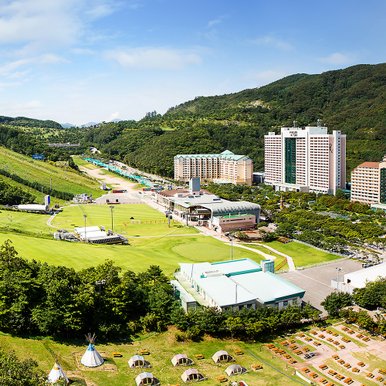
[319,52,353,65]
[105,47,202,70]
[207,17,223,28]
[85,0,122,20]
[252,36,293,51]
[38,54,68,64]
[0,0,81,46]
[106,111,120,121]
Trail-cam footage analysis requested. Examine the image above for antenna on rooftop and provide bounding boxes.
[293,120,297,128]
[317,118,323,127]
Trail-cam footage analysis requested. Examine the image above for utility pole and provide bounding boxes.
[110,205,114,232]
[83,214,87,242]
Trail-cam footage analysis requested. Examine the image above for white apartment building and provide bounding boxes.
[350,156,386,205]
[264,125,346,194]
[174,150,253,185]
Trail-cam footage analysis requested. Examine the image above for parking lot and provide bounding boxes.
[280,259,362,314]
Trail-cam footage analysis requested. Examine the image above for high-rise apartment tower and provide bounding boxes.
[264,125,346,194]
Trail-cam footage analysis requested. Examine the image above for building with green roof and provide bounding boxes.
[174,150,253,185]
[175,258,305,311]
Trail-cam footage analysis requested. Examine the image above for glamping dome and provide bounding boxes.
[211,350,234,363]
[171,353,194,366]
[81,334,104,368]
[181,368,205,382]
[47,362,69,384]
[128,355,151,368]
[135,372,160,386]
[225,364,247,376]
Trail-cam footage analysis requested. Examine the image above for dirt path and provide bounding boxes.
[79,165,140,197]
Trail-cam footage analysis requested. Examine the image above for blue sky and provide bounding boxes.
[0,0,385,125]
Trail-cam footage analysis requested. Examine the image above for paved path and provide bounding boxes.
[47,212,58,228]
[232,243,276,260]
[255,243,296,271]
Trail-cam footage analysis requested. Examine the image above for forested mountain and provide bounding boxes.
[1,63,386,179]
[0,115,62,129]
[83,63,386,178]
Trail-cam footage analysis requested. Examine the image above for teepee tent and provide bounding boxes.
[81,333,104,368]
[47,361,69,384]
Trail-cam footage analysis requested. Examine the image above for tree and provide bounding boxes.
[321,292,353,317]
[0,348,46,386]
[353,279,386,310]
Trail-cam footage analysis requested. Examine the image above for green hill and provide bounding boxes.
[0,115,62,129]
[83,63,386,178]
[0,146,101,205]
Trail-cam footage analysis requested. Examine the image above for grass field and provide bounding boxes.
[241,243,289,271]
[0,329,303,386]
[0,146,102,201]
[0,204,265,275]
[264,240,340,267]
[0,209,52,237]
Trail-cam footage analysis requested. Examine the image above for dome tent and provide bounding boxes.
[225,364,247,376]
[181,368,205,382]
[47,361,69,384]
[80,333,104,368]
[171,353,194,366]
[135,372,160,386]
[128,355,151,368]
[211,350,234,363]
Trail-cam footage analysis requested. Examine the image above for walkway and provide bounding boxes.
[257,243,296,271]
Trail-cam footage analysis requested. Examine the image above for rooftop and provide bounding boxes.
[344,262,386,288]
[355,161,380,169]
[178,259,305,307]
[174,150,250,162]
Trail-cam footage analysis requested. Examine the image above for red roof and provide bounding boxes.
[357,162,379,169]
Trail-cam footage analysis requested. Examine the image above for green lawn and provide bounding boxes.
[51,204,198,237]
[241,243,288,271]
[0,146,102,199]
[0,330,303,386]
[264,240,340,267]
[0,232,264,276]
[0,204,265,276]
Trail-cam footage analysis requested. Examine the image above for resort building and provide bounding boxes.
[174,150,253,185]
[350,155,386,205]
[174,258,305,311]
[264,124,346,194]
[156,178,260,233]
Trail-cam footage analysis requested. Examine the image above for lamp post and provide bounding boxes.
[226,232,234,260]
[336,267,342,290]
[110,205,114,232]
[83,214,87,242]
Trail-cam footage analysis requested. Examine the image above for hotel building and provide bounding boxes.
[264,125,346,194]
[174,150,253,185]
[350,156,386,205]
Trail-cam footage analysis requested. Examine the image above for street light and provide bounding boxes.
[110,205,114,232]
[225,232,234,260]
[83,214,87,242]
[336,267,342,290]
